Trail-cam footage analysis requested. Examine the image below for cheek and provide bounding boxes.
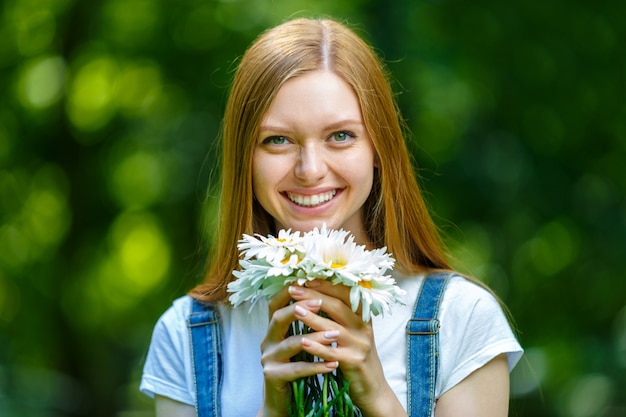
[341,149,376,184]
[251,154,279,202]
[356,153,377,197]
[251,161,266,198]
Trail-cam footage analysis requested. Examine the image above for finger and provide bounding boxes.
[300,329,376,374]
[305,279,351,301]
[261,330,310,365]
[261,330,340,377]
[267,286,292,316]
[288,284,363,328]
[264,298,324,348]
[262,357,339,382]
[299,328,341,347]
[299,329,341,357]
[292,306,370,361]
[305,280,365,320]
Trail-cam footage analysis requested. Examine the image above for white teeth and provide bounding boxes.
[287,190,336,207]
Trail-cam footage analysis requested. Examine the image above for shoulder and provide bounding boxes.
[150,295,231,350]
[440,275,502,316]
[439,274,516,345]
[400,272,503,318]
[165,295,195,320]
[437,275,523,395]
[140,295,197,404]
[151,296,194,340]
[149,295,200,356]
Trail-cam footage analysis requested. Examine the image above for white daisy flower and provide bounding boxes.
[227,260,271,307]
[238,229,305,264]
[339,273,407,322]
[228,224,404,322]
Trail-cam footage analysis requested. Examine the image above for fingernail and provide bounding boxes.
[306,299,322,308]
[289,286,304,296]
[324,330,339,339]
[325,361,339,369]
[294,305,308,317]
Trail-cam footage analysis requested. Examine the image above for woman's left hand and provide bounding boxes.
[288,279,408,417]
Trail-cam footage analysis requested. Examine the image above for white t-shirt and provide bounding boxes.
[140,274,523,415]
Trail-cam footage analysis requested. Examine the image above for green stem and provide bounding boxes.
[291,380,301,417]
[323,373,329,417]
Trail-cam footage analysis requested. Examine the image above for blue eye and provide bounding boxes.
[331,131,355,142]
[263,136,287,145]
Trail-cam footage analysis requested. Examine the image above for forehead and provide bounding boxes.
[261,70,363,127]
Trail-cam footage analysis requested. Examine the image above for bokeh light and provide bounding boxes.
[109,210,171,291]
[116,61,163,119]
[109,149,167,209]
[528,218,581,276]
[66,54,119,133]
[16,55,66,110]
[0,165,70,270]
[561,374,615,417]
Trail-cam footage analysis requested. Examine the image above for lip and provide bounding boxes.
[283,188,341,208]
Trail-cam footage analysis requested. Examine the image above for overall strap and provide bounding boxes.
[188,299,222,417]
[406,272,451,417]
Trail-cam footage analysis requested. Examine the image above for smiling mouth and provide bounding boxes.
[287,190,337,207]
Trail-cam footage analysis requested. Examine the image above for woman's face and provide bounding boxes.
[252,70,376,245]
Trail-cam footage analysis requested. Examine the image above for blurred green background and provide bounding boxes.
[0,0,624,415]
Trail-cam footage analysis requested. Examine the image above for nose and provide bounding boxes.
[294,143,327,184]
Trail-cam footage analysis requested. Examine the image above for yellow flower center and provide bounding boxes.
[282,254,302,265]
[359,280,372,289]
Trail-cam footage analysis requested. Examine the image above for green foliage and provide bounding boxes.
[0,0,624,416]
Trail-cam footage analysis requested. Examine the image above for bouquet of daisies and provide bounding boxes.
[227,225,406,417]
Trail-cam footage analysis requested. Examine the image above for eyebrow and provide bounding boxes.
[259,119,365,132]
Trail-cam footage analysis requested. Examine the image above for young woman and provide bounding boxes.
[140,17,523,417]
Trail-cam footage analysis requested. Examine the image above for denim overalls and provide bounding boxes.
[187,273,450,417]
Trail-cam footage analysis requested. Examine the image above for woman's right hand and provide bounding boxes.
[256,286,339,417]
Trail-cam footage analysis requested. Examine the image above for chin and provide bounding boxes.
[280,220,336,233]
